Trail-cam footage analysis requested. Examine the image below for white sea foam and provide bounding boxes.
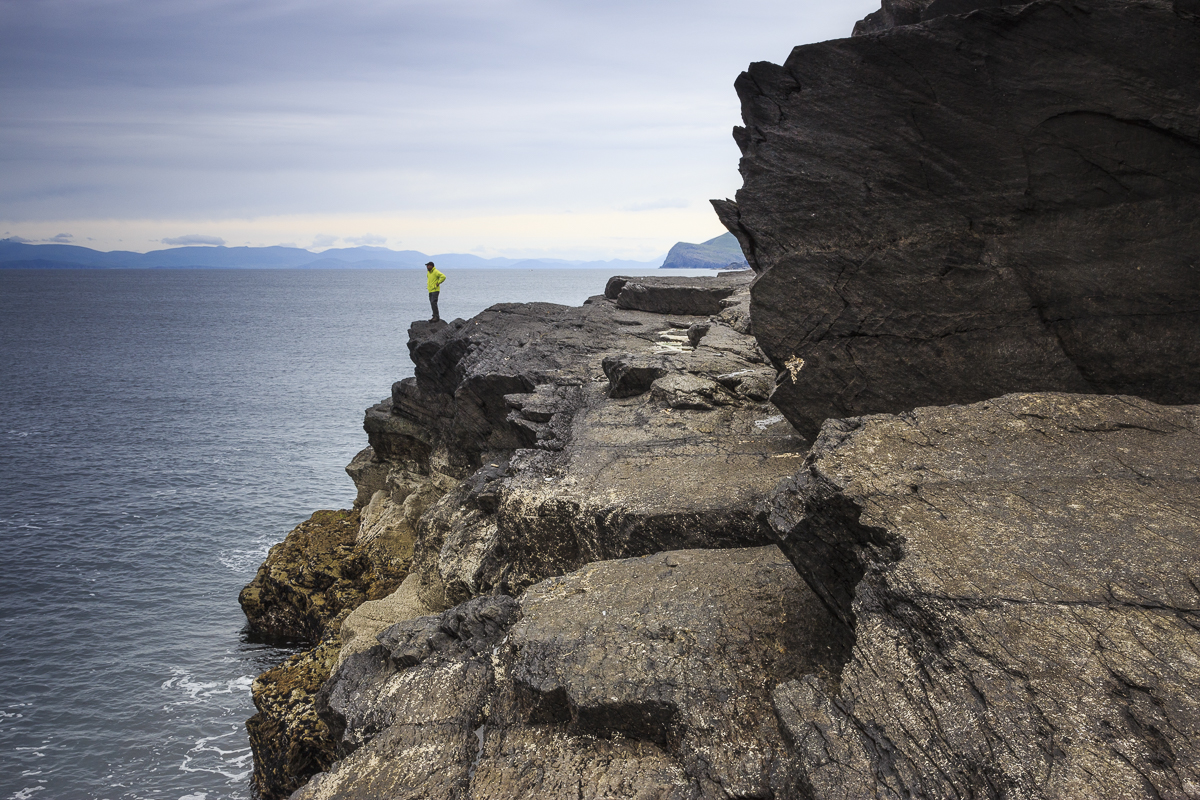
[162,669,255,706]
[10,787,46,800]
[179,728,252,781]
[217,545,271,573]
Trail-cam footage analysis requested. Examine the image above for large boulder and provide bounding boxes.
[296,545,844,799]
[764,392,1200,798]
[716,0,1200,438]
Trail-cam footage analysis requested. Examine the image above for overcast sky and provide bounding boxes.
[0,0,877,258]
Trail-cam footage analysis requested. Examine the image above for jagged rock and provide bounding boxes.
[297,546,845,799]
[239,505,418,797]
[763,392,1200,799]
[406,376,804,609]
[362,284,806,612]
[336,574,432,666]
[245,274,801,795]
[717,0,1200,438]
[650,372,730,409]
[852,0,1013,34]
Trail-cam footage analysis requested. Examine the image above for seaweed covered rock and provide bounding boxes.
[717,0,1200,438]
[239,508,414,798]
[764,393,1200,798]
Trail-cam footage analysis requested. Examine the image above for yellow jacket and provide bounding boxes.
[426,267,446,293]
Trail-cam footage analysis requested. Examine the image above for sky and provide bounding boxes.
[0,0,878,259]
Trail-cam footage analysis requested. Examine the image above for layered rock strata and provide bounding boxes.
[299,546,843,800]
[364,271,801,620]
[243,272,815,797]
[765,392,1200,799]
[716,0,1200,438]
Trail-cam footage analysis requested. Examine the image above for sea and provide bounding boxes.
[0,267,716,800]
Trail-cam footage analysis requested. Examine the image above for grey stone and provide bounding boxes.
[763,392,1200,799]
[300,546,845,799]
[603,272,752,316]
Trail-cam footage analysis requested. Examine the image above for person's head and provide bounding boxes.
[425,261,435,272]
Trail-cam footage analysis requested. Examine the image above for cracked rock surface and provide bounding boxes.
[765,392,1200,799]
[295,545,845,800]
[717,0,1200,438]
[244,273,817,796]
[369,274,803,612]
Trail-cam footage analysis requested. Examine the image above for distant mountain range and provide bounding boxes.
[661,232,750,270]
[0,240,669,271]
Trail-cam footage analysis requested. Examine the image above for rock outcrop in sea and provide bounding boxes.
[241,1,1200,797]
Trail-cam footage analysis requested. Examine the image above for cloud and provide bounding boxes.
[0,0,879,254]
[342,233,387,246]
[161,234,226,246]
[310,234,340,248]
[1,233,71,243]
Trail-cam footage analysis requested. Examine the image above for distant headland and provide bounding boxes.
[0,237,741,271]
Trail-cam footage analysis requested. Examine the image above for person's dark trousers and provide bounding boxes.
[429,291,440,320]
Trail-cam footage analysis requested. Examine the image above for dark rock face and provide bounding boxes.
[852,0,1015,35]
[717,0,1200,438]
[296,546,845,799]
[763,393,1200,799]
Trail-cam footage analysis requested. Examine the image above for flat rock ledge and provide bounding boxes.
[297,546,844,800]
[765,392,1200,799]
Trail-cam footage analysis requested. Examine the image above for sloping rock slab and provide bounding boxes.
[297,546,846,799]
[764,393,1200,799]
[718,0,1200,438]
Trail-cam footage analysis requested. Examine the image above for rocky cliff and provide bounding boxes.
[240,1,1200,797]
[715,0,1200,439]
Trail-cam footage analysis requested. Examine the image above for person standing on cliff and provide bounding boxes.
[425,261,446,321]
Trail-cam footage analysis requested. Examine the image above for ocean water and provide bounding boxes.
[0,267,716,800]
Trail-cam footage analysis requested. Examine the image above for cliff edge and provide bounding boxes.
[240,0,1200,796]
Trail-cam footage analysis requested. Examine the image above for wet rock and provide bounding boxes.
[238,505,416,798]
[719,0,1200,438]
[298,546,844,799]
[764,392,1200,799]
[246,637,341,800]
[239,510,370,642]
